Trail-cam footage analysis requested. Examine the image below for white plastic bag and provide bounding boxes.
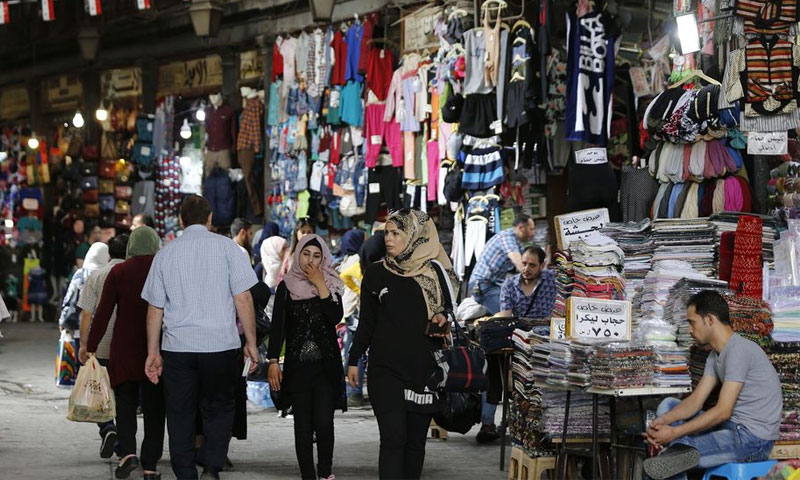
[67,355,116,423]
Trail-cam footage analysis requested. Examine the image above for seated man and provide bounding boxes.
[497,246,556,319]
[644,290,781,480]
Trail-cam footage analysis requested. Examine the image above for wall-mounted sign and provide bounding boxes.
[402,5,442,52]
[157,55,223,96]
[100,67,142,100]
[239,50,264,82]
[0,85,30,120]
[41,75,83,113]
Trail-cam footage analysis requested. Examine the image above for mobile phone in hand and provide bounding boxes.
[242,358,252,377]
[425,321,450,336]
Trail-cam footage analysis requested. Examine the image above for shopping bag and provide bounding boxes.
[433,391,482,434]
[55,330,78,387]
[67,355,116,423]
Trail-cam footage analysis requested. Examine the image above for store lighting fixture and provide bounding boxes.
[309,0,335,22]
[27,137,39,150]
[675,13,700,55]
[4,219,13,228]
[72,111,85,128]
[196,107,206,122]
[180,119,192,139]
[96,106,108,121]
[188,0,223,37]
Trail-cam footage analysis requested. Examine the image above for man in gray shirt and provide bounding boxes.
[142,195,258,480]
[644,290,781,480]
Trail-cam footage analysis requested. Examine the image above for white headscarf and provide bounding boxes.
[83,242,110,272]
[260,236,289,290]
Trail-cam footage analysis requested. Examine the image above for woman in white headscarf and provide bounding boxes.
[59,242,110,349]
[259,236,290,291]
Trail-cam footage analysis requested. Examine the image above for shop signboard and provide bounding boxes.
[402,5,442,52]
[747,131,788,156]
[550,318,566,341]
[566,297,631,342]
[239,50,264,82]
[100,67,142,100]
[157,55,223,96]
[41,75,83,113]
[554,207,610,250]
[0,84,30,120]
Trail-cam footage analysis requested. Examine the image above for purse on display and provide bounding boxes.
[133,142,155,166]
[80,176,98,191]
[99,195,116,213]
[80,162,98,177]
[81,189,99,203]
[84,203,100,218]
[115,200,130,215]
[115,185,132,200]
[99,179,114,195]
[99,161,116,179]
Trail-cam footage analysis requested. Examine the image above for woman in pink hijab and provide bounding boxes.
[266,234,345,480]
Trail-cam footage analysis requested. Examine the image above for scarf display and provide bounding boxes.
[126,226,160,258]
[260,236,289,290]
[729,215,763,298]
[383,209,459,320]
[283,234,344,301]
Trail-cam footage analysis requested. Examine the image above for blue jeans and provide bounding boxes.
[656,397,774,480]
[470,280,501,315]
[343,315,366,397]
[481,392,498,425]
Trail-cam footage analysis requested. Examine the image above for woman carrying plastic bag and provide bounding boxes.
[67,354,115,423]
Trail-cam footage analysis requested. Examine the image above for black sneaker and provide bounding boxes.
[115,456,139,479]
[200,467,221,480]
[476,424,499,444]
[348,393,365,408]
[643,445,700,480]
[100,430,118,459]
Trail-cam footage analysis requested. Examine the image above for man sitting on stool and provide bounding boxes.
[644,290,781,480]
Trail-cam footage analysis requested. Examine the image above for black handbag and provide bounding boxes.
[433,391,482,434]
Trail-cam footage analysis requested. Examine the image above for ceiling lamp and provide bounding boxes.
[196,107,206,122]
[27,136,39,150]
[77,26,101,61]
[180,119,192,139]
[309,0,335,22]
[72,112,85,128]
[189,0,224,38]
[675,13,700,55]
[95,105,108,121]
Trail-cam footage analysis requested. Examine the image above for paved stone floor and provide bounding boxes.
[0,322,507,479]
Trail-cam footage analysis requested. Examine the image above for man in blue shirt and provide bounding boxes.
[497,246,556,319]
[469,214,536,315]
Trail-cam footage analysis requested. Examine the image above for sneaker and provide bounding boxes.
[100,430,118,459]
[348,393,364,408]
[200,467,221,480]
[476,424,499,444]
[320,476,336,480]
[643,445,700,480]
[115,456,139,479]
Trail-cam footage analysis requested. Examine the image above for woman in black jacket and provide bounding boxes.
[267,234,345,480]
[347,209,459,480]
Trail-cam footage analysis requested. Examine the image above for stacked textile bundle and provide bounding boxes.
[546,340,594,389]
[601,219,654,300]
[512,329,536,396]
[553,251,574,317]
[665,278,730,347]
[726,295,774,347]
[651,219,717,278]
[590,343,655,389]
[770,287,800,343]
[637,260,710,331]
[710,212,777,264]
[689,345,712,389]
[768,344,800,442]
[568,232,626,301]
[531,339,552,384]
[509,328,550,455]
[541,390,610,439]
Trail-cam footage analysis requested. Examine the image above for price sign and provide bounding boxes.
[550,318,567,341]
[566,297,631,342]
[554,208,610,250]
[574,147,608,165]
[747,132,788,155]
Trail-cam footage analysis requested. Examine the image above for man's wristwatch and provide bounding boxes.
[268,358,279,365]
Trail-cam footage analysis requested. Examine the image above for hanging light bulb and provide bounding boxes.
[195,107,206,122]
[72,111,85,128]
[180,118,192,139]
[27,137,40,150]
[95,106,108,121]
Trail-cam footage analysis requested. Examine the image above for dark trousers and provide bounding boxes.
[374,409,433,480]
[96,358,116,438]
[237,149,263,215]
[162,350,238,480]
[115,379,166,471]
[292,378,336,479]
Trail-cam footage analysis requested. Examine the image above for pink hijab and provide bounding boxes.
[283,234,344,301]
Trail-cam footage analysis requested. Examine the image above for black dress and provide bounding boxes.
[266,281,346,409]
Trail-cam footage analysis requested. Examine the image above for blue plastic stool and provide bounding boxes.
[702,460,778,480]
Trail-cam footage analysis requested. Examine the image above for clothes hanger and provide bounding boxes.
[481,0,508,12]
[448,8,468,21]
[512,19,531,30]
[669,69,721,88]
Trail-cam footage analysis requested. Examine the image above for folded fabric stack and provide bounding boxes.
[665,278,730,347]
[553,251,574,317]
[726,295,774,347]
[568,232,626,301]
[689,345,712,390]
[601,219,654,301]
[541,390,610,439]
[531,337,552,384]
[510,328,551,456]
[651,219,717,277]
[590,343,655,389]
[710,212,777,265]
[770,287,800,343]
[636,260,710,330]
[512,329,535,396]
[547,340,593,389]
[547,340,571,388]
[767,343,800,442]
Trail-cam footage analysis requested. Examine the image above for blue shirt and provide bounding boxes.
[141,225,258,353]
[345,23,364,83]
[470,228,523,287]
[499,270,557,318]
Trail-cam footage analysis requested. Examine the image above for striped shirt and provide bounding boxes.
[77,259,125,359]
[737,0,797,35]
[141,224,258,353]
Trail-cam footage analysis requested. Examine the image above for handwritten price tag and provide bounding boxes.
[566,297,631,342]
[550,318,566,341]
[554,208,610,250]
[574,147,608,165]
[747,132,788,155]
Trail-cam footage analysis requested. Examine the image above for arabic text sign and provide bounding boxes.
[566,297,631,342]
[551,318,566,341]
[748,131,788,156]
[554,208,610,250]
